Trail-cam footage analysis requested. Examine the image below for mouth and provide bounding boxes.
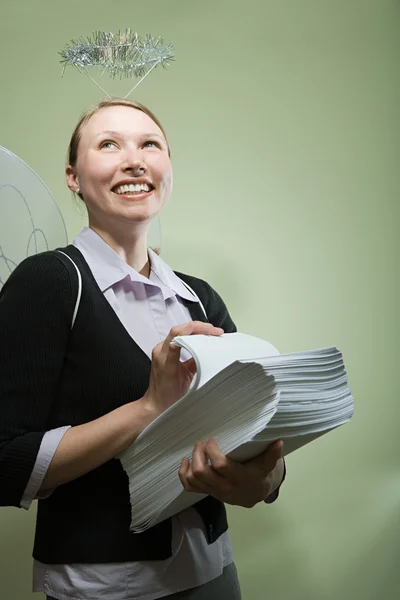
[112,182,155,197]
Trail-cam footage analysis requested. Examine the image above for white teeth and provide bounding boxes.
[114,183,151,194]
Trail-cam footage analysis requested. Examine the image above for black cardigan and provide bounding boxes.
[0,245,236,564]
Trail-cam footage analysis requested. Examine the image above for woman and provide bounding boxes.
[0,98,285,599]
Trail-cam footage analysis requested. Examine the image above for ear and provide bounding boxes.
[66,165,79,193]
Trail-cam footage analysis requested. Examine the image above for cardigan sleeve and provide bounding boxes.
[0,253,74,508]
[20,425,71,510]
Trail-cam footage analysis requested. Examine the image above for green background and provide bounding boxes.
[0,1,399,598]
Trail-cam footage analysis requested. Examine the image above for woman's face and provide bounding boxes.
[66,105,172,229]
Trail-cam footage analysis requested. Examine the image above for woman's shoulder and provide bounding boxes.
[173,270,219,306]
[8,248,74,283]
[0,247,78,304]
[174,270,236,333]
[174,270,211,293]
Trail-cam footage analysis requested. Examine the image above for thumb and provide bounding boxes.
[183,357,197,377]
[163,342,182,370]
[252,440,283,474]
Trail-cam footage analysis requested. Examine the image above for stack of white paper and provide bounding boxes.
[119,333,354,532]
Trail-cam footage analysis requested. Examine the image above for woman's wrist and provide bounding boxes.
[132,394,160,433]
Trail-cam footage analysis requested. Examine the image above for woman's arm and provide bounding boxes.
[40,397,155,490]
[0,254,74,507]
[39,320,223,490]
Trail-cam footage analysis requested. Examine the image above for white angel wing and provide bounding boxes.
[0,145,68,291]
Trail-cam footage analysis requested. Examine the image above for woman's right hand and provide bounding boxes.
[142,321,224,417]
[39,322,223,491]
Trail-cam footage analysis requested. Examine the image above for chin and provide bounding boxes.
[120,209,160,224]
[123,200,165,222]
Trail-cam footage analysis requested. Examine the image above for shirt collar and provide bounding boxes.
[72,227,199,304]
[148,248,199,303]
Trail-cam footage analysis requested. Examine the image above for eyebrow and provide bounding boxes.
[96,130,165,141]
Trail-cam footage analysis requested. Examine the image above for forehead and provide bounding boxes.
[81,105,164,142]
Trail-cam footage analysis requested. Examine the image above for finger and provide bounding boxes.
[178,456,190,478]
[268,440,284,454]
[191,442,222,487]
[150,340,164,362]
[264,440,284,462]
[180,473,209,494]
[248,440,283,464]
[164,342,182,370]
[179,321,224,337]
[162,322,224,353]
[204,439,241,482]
[178,455,213,494]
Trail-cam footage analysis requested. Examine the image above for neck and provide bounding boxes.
[88,222,150,277]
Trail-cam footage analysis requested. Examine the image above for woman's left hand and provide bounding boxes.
[178,439,284,508]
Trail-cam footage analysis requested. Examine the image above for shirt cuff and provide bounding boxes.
[20,426,71,510]
[265,458,286,504]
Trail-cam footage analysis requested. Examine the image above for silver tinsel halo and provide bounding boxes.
[59,29,175,97]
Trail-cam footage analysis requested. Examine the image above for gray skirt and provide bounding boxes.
[46,562,241,600]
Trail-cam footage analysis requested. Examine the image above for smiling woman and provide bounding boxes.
[0,97,285,600]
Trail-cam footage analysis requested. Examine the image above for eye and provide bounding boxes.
[143,140,161,149]
[100,140,118,149]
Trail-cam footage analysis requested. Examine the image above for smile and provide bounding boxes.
[112,183,154,195]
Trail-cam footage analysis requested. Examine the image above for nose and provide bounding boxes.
[122,147,147,175]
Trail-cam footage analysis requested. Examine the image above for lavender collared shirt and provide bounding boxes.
[24,227,233,600]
